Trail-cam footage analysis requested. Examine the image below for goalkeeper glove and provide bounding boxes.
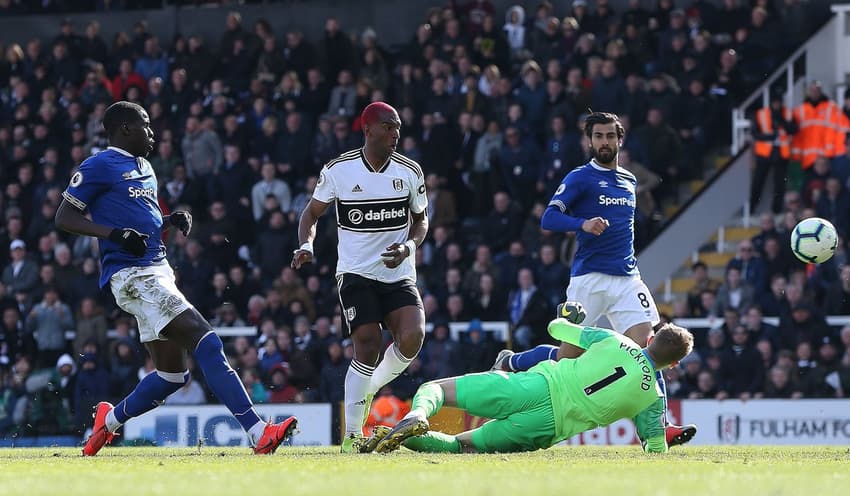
[556,301,586,324]
[168,210,192,236]
[108,228,149,257]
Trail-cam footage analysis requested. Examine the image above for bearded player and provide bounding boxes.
[492,112,696,449]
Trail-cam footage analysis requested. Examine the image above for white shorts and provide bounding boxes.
[566,273,659,333]
[110,262,193,343]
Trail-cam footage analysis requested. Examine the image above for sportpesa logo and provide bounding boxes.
[128,186,156,200]
[348,207,407,225]
[598,194,636,207]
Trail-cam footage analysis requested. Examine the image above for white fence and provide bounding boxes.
[564,399,850,446]
[122,404,332,447]
[673,316,850,331]
[75,321,512,342]
[685,399,850,445]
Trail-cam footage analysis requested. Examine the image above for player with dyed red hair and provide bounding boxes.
[292,102,429,453]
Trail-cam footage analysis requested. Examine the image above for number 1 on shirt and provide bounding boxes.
[584,366,627,395]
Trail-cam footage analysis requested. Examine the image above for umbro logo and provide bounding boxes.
[598,180,608,188]
[352,184,362,192]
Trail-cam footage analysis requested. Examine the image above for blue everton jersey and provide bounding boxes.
[547,161,639,277]
[62,147,166,288]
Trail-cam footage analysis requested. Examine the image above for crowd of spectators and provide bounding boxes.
[0,1,246,15]
[666,167,850,400]
[0,0,844,440]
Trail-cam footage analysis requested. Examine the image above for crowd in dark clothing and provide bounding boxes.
[0,0,239,15]
[667,175,850,401]
[0,1,841,438]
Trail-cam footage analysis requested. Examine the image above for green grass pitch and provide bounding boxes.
[1,446,848,496]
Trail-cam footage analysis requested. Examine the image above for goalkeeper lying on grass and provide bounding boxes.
[370,314,694,454]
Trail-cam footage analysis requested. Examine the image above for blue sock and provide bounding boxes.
[508,345,559,371]
[193,331,262,432]
[656,370,669,425]
[113,370,186,424]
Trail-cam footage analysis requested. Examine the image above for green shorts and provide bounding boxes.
[455,371,557,453]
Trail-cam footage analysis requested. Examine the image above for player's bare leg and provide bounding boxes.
[623,322,653,347]
[556,341,585,359]
[341,323,383,452]
[493,301,586,371]
[624,321,697,447]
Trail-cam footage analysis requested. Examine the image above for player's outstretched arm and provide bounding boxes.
[633,397,668,453]
[547,319,587,348]
[291,198,331,269]
[548,318,618,349]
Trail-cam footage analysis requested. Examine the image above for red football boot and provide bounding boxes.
[666,423,697,447]
[82,402,116,456]
[253,416,298,455]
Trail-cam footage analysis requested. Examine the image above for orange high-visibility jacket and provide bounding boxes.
[753,106,793,159]
[791,98,850,168]
[364,394,410,431]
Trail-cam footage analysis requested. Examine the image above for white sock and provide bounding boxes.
[105,408,121,433]
[344,359,375,435]
[248,420,267,445]
[368,343,415,395]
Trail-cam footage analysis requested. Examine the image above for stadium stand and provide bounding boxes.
[0,0,848,444]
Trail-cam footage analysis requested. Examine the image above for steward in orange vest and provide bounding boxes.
[790,81,850,169]
[750,91,798,214]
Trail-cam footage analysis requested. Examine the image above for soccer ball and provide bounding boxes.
[790,217,838,264]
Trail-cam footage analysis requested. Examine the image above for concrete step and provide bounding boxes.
[670,264,727,281]
[657,302,674,317]
[711,226,760,244]
[663,203,680,218]
[689,179,706,194]
[697,251,734,268]
[714,155,731,170]
[670,277,695,293]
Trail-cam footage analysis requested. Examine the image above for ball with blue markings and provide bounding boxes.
[790,217,838,264]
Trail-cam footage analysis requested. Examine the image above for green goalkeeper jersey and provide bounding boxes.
[529,319,666,450]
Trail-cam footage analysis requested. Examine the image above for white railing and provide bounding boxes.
[639,149,753,293]
[424,321,511,343]
[66,325,259,341]
[68,322,513,343]
[730,4,850,156]
[730,38,808,155]
[674,315,850,331]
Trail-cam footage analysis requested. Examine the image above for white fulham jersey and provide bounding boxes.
[313,148,427,283]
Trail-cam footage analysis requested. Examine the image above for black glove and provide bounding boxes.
[108,228,149,257]
[168,210,192,236]
[556,301,586,325]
